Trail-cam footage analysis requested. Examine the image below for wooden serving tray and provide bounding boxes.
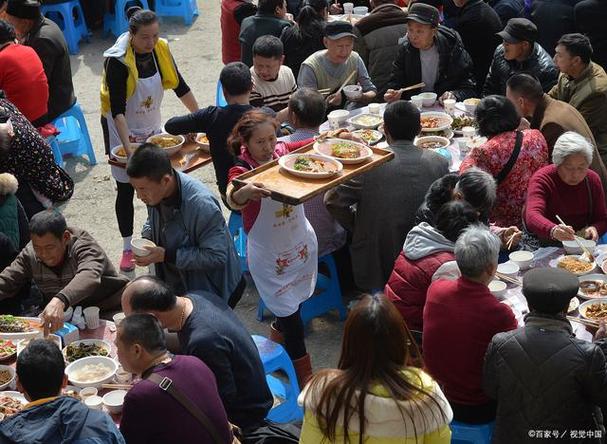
[108,141,212,174]
[231,142,394,205]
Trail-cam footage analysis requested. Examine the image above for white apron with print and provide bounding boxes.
[247,199,318,317]
[106,60,164,183]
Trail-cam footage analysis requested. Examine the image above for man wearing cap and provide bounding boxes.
[384,2,476,104]
[483,17,558,97]
[484,268,607,443]
[4,0,75,125]
[298,21,377,109]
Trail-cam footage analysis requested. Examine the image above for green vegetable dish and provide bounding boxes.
[65,343,110,363]
[0,315,31,333]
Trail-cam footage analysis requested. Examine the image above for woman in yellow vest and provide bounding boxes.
[100,7,198,271]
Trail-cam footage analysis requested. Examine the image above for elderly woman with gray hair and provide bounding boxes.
[423,224,517,424]
[525,131,607,242]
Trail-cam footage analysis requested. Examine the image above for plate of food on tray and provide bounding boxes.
[550,255,596,276]
[63,339,112,363]
[420,112,453,132]
[0,339,16,362]
[347,113,383,130]
[351,129,383,145]
[313,139,373,164]
[579,298,607,323]
[577,274,607,299]
[278,154,343,179]
[451,115,478,135]
[0,392,26,417]
[0,315,43,341]
[146,133,185,156]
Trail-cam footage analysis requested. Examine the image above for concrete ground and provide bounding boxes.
[58,0,345,370]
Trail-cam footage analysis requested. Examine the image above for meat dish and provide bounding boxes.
[419,140,447,149]
[0,396,23,416]
[293,156,337,173]
[0,369,12,385]
[0,340,16,359]
[327,142,361,159]
[420,116,444,129]
[580,280,607,298]
[583,302,607,320]
[0,316,33,333]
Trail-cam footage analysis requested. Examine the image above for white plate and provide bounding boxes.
[550,255,597,276]
[278,154,343,179]
[63,339,113,363]
[347,113,383,130]
[313,139,373,165]
[0,391,27,405]
[579,297,607,322]
[0,317,44,342]
[578,274,607,299]
[351,129,383,145]
[420,112,453,132]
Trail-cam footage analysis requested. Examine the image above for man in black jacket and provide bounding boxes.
[451,0,503,92]
[484,268,607,444]
[575,0,607,70]
[5,0,75,124]
[385,2,477,103]
[483,17,558,96]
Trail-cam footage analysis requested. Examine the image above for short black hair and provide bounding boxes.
[17,339,64,400]
[119,313,166,354]
[29,210,67,239]
[126,143,172,182]
[128,275,177,312]
[383,100,421,141]
[475,95,520,138]
[506,73,543,102]
[258,0,284,14]
[0,20,15,45]
[557,33,593,65]
[288,88,326,128]
[419,173,460,221]
[220,62,253,96]
[253,35,283,59]
[434,200,479,243]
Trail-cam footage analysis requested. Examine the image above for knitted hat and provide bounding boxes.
[523,268,579,314]
[6,0,41,20]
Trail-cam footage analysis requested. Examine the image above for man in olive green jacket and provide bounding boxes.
[549,33,607,164]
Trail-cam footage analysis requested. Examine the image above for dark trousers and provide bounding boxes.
[276,308,306,360]
[451,399,497,424]
[227,276,247,309]
[16,182,44,220]
[115,181,135,239]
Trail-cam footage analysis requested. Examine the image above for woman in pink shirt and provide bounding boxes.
[460,95,548,228]
[525,131,607,243]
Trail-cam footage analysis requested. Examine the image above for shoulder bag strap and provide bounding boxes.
[494,130,523,185]
[146,373,227,444]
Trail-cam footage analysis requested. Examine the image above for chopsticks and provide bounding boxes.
[335,71,358,96]
[506,233,516,250]
[566,315,599,328]
[555,215,594,261]
[318,88,332,96]
[397,82,426,95]
[495,272,522,286]
[101,383,133,390]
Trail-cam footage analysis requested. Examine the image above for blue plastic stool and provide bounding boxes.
[46,136,64,168]
[216,80,228,107]
[450,421,494,444]
[104,0,150,37]
[234,227,248,273]
[52,102,96,166]
[252,335,303,423]
[155,0,199,25]
[41,1,89,54]
[257,254,347,325]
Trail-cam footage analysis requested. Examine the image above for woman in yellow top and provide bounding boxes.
[299,294,453,444]
[100,6,198,271]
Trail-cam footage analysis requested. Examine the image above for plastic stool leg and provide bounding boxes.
[71,104,96,165]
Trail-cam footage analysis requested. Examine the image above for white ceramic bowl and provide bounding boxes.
[343,84,363,100]
[353,6,368,14]
[103,390,127,415]
[0,365,15,391]
[65,356,118,388]
[488,280,507,298]
[146,133,185,156]
[463,98,481,114]
[79,386,98,399]
[327,109,350,125]
[419,92,437,107]
[509,251,534,270]
[414,135,450,150]
[130,238,156,257]
[110,143,142,164]
[497,261,520,276]
[84,395,103,410]
[196,133,210,153]
[347,113,383,130]
[562,239,597,255]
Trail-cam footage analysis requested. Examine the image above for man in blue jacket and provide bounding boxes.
[126,144,244,308]
[0,339,124,444]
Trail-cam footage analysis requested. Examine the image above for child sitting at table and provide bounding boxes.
[250,35,297,112]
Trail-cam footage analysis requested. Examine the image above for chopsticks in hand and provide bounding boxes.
[555,215,594,262]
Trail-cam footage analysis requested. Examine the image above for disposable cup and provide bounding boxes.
[83,307,100,330]
[368,103,381,115]
[343,2,354,13]
[411,96,423,110]
[443,99,456,114]
[462,126,476,138]
[112,312,126,327]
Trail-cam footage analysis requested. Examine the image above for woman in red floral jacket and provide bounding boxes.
[460,95,548,228]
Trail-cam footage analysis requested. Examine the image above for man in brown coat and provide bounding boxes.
[549,33,607,166]
[0,210,128,333]
[506,73,607,199]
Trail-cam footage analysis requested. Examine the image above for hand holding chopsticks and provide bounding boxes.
[555,215,594,262]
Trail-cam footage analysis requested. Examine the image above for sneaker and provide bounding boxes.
[119,250,135,272]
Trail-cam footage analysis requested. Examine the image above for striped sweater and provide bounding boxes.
[250,65,297,112]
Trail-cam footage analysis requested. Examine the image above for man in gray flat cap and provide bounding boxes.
[484,268,607,443]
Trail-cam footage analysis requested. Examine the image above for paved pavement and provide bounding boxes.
[59,0,344,370]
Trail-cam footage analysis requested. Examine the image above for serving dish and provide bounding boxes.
[313,139,373,164]
[278,154,343,179]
